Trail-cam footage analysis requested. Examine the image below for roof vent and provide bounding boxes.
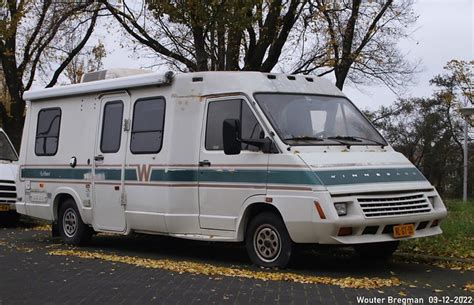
[81,68,152,83]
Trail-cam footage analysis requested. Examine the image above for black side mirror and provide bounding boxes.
[223,119,242,155]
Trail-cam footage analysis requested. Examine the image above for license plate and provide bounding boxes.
[0,205,10,212]
[393,224,414,238]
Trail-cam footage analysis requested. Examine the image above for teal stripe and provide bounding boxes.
[21,168,90,180]
[95,169,121,181]
[268,170,322,185]
[314,167,426,186]
[21,166,427,186]
[199,169,267,184]
[150,169,198,182]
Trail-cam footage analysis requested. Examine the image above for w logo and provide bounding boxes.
[136,164,152,182]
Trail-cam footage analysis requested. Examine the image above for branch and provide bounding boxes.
[100,0,197,71]
[45,10,99,88]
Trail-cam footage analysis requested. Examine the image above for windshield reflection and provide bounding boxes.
[254,94,387,146]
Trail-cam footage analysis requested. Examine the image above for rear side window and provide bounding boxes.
[35,108,61,156]
[205,99,264,151]
[100,101,124,153]
[131,97,166,154]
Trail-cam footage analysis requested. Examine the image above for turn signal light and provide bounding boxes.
[431,219,439,227]
[338,227,353,236]
[314,201,326,219]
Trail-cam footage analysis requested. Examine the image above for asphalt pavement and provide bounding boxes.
[0,221,472,305]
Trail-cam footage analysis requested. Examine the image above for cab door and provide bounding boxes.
[93,93,130,231]
[198,96,269,231]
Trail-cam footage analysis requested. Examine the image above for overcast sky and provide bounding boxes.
[99,0,474,111]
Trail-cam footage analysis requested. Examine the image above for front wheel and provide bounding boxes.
[58,199,93,245]
[354,241,399,259]
[245,212,293,268]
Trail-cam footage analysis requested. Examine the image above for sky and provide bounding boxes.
[98,0,474,111]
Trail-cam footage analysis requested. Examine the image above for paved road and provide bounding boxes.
[0,221,472,305]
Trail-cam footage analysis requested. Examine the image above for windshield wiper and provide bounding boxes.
[327,136,386,148]
[283,136,324,142]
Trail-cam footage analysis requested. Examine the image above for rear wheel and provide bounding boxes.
[245,212,293,268]
[58,199,92,245]
[354,241,399,259]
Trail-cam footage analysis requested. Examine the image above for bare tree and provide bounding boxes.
[0,0,101,149]
[100,0,307,72]
[290,0,419,91]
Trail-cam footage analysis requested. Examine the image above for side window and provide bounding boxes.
[100,101,123,153]
[205,99,264,151]
[131,97,165,154]
[35,108,61,156]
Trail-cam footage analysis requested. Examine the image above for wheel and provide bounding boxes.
[0,211,20,227]
[58,199,92,245]
[354,241,399,259]
[245,212,293,268]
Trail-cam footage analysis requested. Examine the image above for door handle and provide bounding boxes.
[199,160,211,167]
[94,155,104,162]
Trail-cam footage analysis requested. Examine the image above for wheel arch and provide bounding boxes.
[52,187,88,223]
[236,196,286,242]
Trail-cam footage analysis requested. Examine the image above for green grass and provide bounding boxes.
[398,199,474,259]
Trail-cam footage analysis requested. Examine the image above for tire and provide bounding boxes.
[245,212,293,268]
[0,211,20,227]
[58,199,92,245]
[354,241,399,259]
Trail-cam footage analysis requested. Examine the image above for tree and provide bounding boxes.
[62,41,107,85]
[0,0,100,149]
[291,0,419,91]
[367,61,474,196]
[101,0,307,72]
[102,0,419,93]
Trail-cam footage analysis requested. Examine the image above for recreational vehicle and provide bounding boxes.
[0,129,19,225]
[16,71,447,267]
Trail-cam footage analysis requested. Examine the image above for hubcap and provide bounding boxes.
[63,208,78,238]
[253,224,282,263]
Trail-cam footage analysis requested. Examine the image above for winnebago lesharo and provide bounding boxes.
[16,71,447,267]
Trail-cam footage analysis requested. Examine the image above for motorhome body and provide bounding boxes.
[16,71,447,267]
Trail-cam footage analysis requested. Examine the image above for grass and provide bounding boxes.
[398,199,474,259]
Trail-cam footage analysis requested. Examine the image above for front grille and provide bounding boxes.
[358,193,431,218]
[0,180,16,204]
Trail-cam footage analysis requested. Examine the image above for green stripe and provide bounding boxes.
[314,167,426,185]
[21,166,426,186]
[199,169,267,184]
[21,168,90,180]
[150,169,197,182]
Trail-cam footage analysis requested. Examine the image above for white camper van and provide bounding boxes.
[0,128,19,225]
[16,71,447,267]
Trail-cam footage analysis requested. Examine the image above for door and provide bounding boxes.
[198,96,269,231]
[93,94,130,231]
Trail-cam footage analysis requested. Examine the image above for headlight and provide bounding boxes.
[334,202,347,216]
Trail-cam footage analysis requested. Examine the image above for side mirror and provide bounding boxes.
[223,119,242,155]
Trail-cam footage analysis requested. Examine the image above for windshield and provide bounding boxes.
[254,94,387,146]
[0,132,18,161]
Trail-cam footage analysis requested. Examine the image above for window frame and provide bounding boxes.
[204,98,264,151]
[130,96,166,155]
[35,107,62,156]
[100,100,124,154]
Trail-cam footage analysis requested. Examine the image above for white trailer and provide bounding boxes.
[16,71,447,267]
[0,128,19,225]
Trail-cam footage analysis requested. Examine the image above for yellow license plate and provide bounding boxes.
[0,205,10,212]
[393,224,415,238]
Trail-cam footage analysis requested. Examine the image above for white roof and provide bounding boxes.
[23,71,344,101]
